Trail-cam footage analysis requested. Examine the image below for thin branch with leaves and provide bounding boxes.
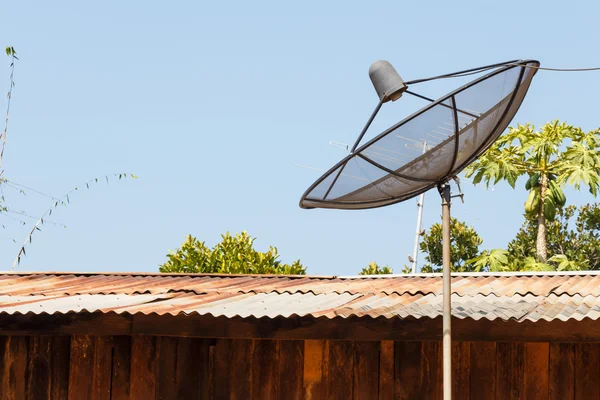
[11,172,137,270]
[3,179,60,200]
[1,47,17,173]
[1,46,139,270]
[2,207,66,227]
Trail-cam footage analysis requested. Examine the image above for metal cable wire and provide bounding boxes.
[513,64,600,72]
[406,64,506,85]
[410,61,600,85]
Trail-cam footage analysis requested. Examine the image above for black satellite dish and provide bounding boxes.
[300,60,539,210]
[298,59,539,400]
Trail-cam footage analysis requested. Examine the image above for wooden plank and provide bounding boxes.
[5,312,600,342]
[68,335,95,400]
[156,337,178,400]
[451,341,470,400]
[0,313,132,336]
[92,336,113,400]
[208,344,215,400]
[496,342,524,400]
[50,336,71,400]
[111,336,131,400]
[394,341,421,400]
[420,341,442,400]
[469,342,496,400]
[213,339,231,400]
[134,313,600,342]
[575,343,600,400]
[129,335,157,400]
[252,340,279,400]
[278,340,303,400]
[523,342,548,400]
[378,341,394,400]
[27,336,51,400]
[229,339,254,400]
[303,340,329,400]
[353,341,379,400]
[327,341,354,400]
[549,343,575,400]
[230,339,254,400]
[12,336,29,400]
[0,336,29,400]
[0,336,7,399]
[27,336,70,400]
[175,338,210,400]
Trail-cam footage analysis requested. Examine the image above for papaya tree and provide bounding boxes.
[507,203,600,270]
[465,121,600,262]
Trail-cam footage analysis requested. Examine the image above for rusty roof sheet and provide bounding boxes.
[1,271,600,322]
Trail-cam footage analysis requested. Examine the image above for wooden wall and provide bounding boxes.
[0,335,598,399]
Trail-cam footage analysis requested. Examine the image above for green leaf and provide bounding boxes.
[467,249,509,272]
[521,257,554,271]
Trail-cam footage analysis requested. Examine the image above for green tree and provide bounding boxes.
[465,121,600,263]
[419,218,483,272]
[507,204,600,271]
[359,262,393,275]
[468,204,600,272]
[159,231,306,275]
[468,251,555,272]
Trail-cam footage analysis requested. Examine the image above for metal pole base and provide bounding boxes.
[438,184,452,400]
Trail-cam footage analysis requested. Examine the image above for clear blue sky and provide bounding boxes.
[1,1,599,274]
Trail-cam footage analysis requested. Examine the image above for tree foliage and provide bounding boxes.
[465,121,600,262]
[419,218,483,272]
[159,231,306,275]
[359,262,393,275]
[507,204,600,271]
[466,204,600,272]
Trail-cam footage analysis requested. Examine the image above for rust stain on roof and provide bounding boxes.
[1,272,600,322]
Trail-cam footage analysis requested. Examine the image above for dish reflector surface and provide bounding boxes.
[300,60,539,210]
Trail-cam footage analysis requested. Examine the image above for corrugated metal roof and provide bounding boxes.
[1,271,600,322]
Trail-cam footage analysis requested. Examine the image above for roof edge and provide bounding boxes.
[0,270,335,279]
[341,270,600,278]
[1,270,600,279]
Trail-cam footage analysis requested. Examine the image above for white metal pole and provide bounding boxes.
[411,142,428,274]
[411,193,425,274]
[440,184,452,400]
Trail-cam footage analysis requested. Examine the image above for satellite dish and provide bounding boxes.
[300,60,539,210]
[298,59,539,400]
